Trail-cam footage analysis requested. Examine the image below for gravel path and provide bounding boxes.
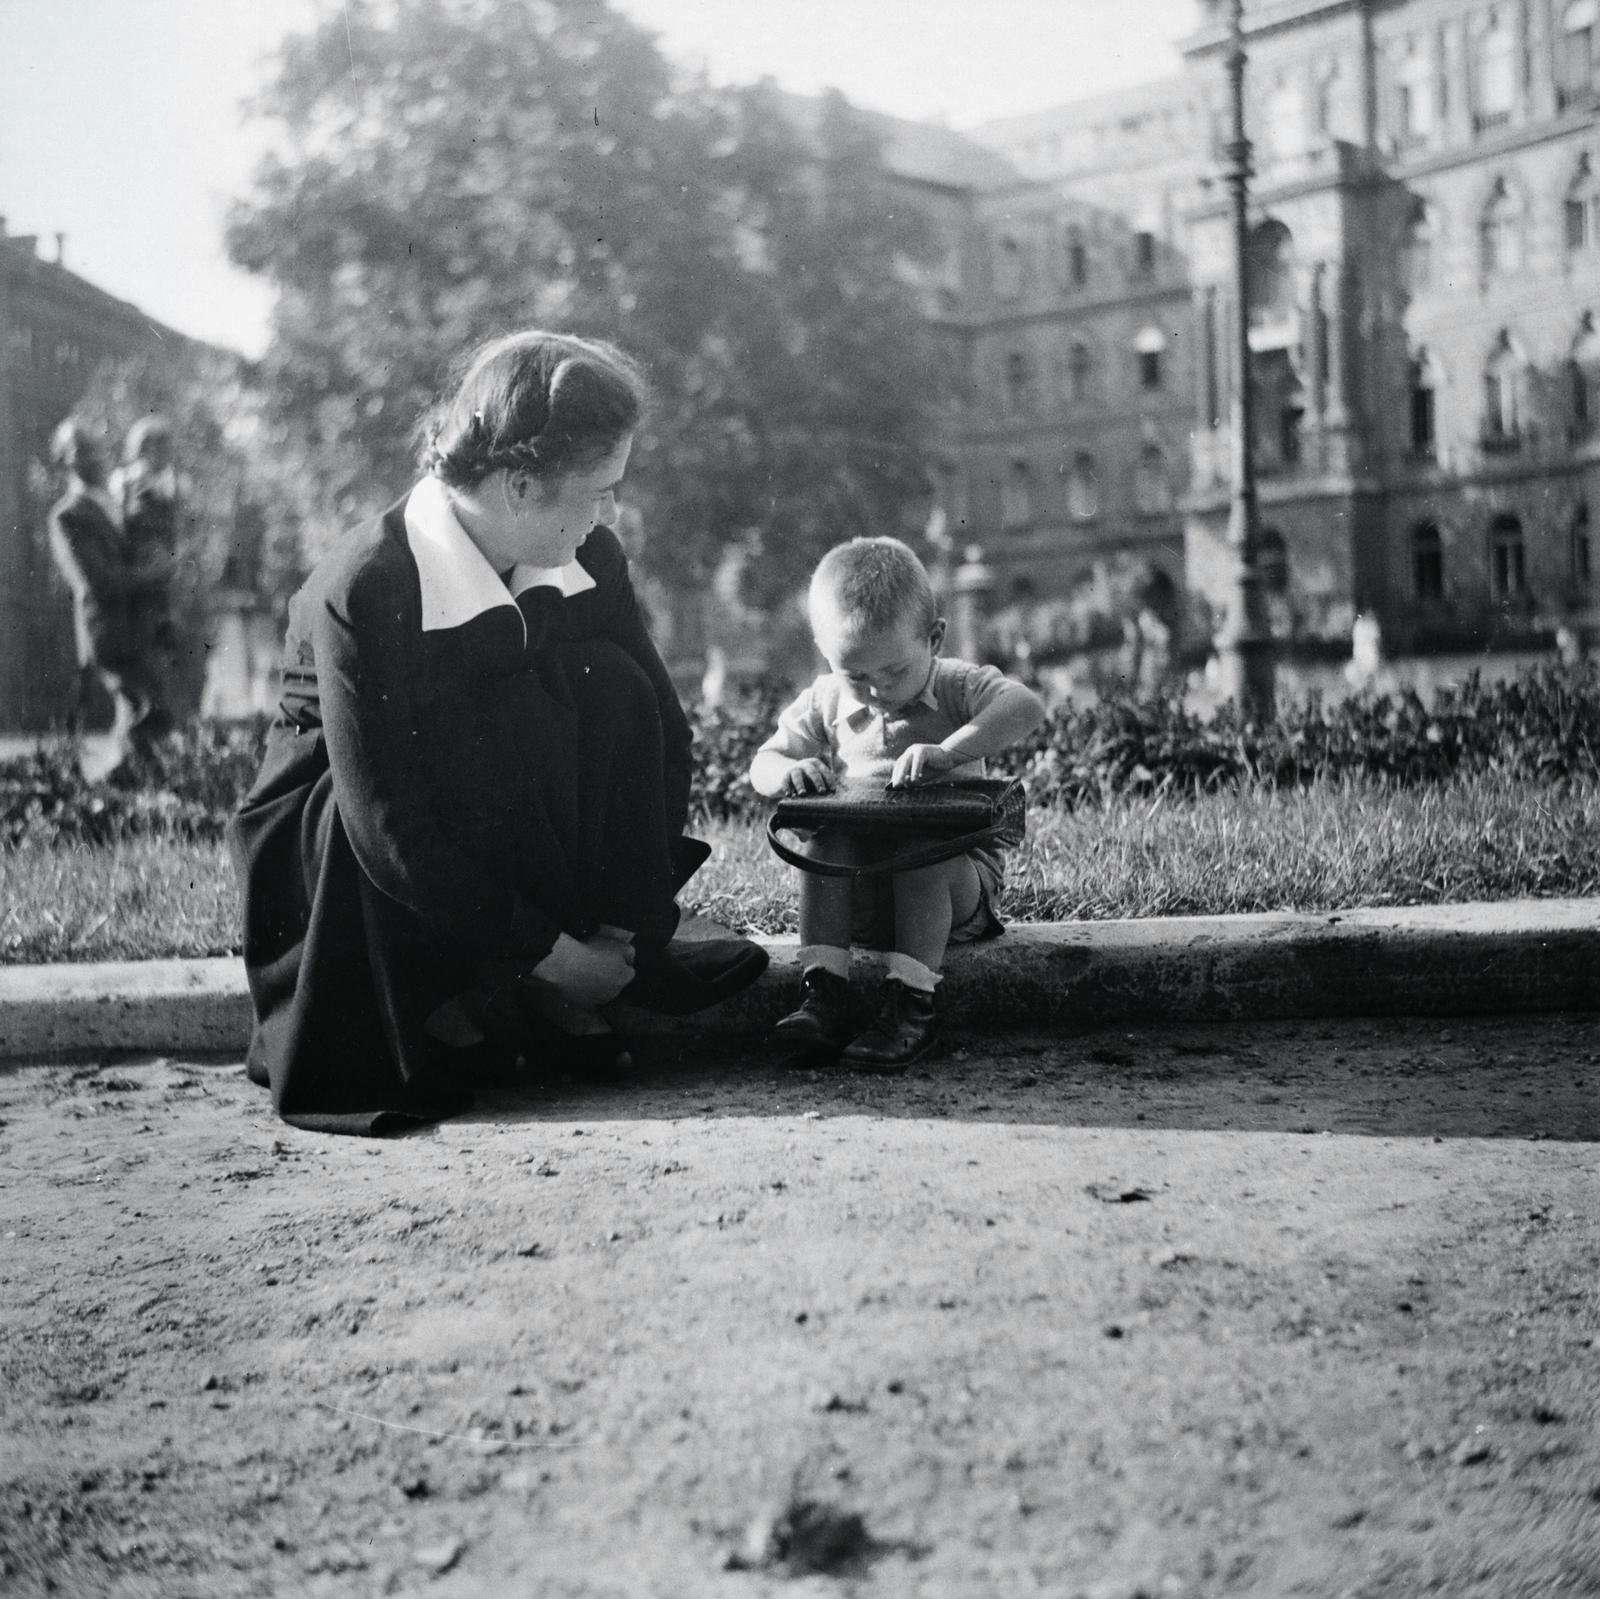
[3,1013,1598,1597]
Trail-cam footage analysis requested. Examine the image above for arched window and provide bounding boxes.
[1001,456,1033,527]
[1247,218,1296,327]
[1476,13,1517,129]
[1484,332,1524,444]
[1257,528,1289,594]
[1558,0,1597,108]
[1574,503,1593,587]
[1133,442,1172,515]
[1481,178,1523,275]
[1566,155,1599,251]
[1396,36,1434,144]
[1134,326,1167,390]
[994,234,1024,300]
[1413,522,1445,599]
[1004,350,1034,415]
[1410,348,1439,458]
[1405,197,1437,293]
[1489,513,1526,598]
[1063,340,1095,404]
[1571,313,1600,437]
[1065,452,1099,520]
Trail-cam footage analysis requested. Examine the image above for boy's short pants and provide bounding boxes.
[844,844,1006,951]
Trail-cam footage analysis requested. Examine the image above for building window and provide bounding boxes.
[1063,226,1088,288]
[1134,326,1166,391]
[1573,313,1600,437]
[1315,56,1342,134]
[1413,522,1445,599]
[1490,514,1526,598]
[1559,0,1597,109]
[1566,156,1599,250]
[1257,528,1289,594]
[1132,230,1156,277]
[1568,196,1590,249]
[1003,350,1034,414]
[1063,340,1094,404]
[1065,452,1099,519]
[1279,404,1304,467]
[1202,289,1221,429]
[1001,457,1033,527]
[1481,178,1523,275]
[1409,353,1437,458]
[1133,443,1172,515]
[994,234,1024,300]
[1265,73,1305,160]
[1475,13,1517,130]
[1396,37,1434,144]
[1483,332,1523,444]
[1574,503,1593,587]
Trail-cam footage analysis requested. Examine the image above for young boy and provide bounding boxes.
[749,537,1046,1069]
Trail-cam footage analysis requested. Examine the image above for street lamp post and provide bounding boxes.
[1215,0,1276,720]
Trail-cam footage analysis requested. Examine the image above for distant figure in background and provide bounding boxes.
[46,421,164,778]
[113,415,182,724]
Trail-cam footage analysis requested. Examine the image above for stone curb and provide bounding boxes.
[3,899,1599,1062]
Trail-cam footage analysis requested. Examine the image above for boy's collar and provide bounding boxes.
[403,475,595,633]
[837,659,940,724]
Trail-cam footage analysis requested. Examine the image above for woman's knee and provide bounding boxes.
[555,637,652,698]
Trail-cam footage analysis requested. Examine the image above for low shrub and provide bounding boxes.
[7,664,1600,846]
[0,721,269,847]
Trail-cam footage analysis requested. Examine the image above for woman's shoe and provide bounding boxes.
[840,979,938,1072]
[622,937,769,1015]
[768,967,852,1057]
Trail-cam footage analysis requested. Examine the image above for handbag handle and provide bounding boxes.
[765,810,1009,878]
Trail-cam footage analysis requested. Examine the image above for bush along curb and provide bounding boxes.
[4,900,1599,1062]
[11,666,1600,845]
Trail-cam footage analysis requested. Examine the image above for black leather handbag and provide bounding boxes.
[766,775,1026,878]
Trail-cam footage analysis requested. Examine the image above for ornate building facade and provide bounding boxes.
[924,0,1600,657]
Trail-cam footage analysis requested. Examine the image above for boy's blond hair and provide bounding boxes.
[809,537,938,639]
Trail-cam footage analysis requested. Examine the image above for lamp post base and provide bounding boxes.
[1216,635,1276,723]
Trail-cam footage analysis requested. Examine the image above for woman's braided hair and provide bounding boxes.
[415,330,647,491]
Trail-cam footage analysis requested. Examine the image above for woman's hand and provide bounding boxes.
[890,743,958,788]
[782,757,838,796]
[531,931,637,1007]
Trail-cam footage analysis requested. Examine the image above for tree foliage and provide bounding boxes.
[228,0,942,595]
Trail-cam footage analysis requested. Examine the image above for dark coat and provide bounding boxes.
[228,493,699,1136]
[47,490,137,670]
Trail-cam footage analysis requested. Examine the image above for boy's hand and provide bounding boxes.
[782,758,838,796]
[890,743,958,787]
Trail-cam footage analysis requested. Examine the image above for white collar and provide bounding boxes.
[838,661,940,726]
[404,475,596,633]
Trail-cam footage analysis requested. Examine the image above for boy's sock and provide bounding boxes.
[797,944,851,981]
[885,951,940,993]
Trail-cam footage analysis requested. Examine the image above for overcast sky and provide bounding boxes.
[0,0,1196,356]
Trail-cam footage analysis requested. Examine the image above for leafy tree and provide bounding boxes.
[227,0,942,600]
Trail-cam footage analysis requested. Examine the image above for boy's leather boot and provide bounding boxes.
[841,979,937,1072]
[769,966,852,1055]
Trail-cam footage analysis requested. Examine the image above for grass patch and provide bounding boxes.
[4,769,1598,962]
[1,837,239,965]
[691,768,1600,934]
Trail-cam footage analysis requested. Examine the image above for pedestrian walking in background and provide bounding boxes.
[112,415,182,721]
[46,420,167,779]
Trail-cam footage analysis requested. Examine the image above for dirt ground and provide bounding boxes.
[2,1011,1598,1599]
